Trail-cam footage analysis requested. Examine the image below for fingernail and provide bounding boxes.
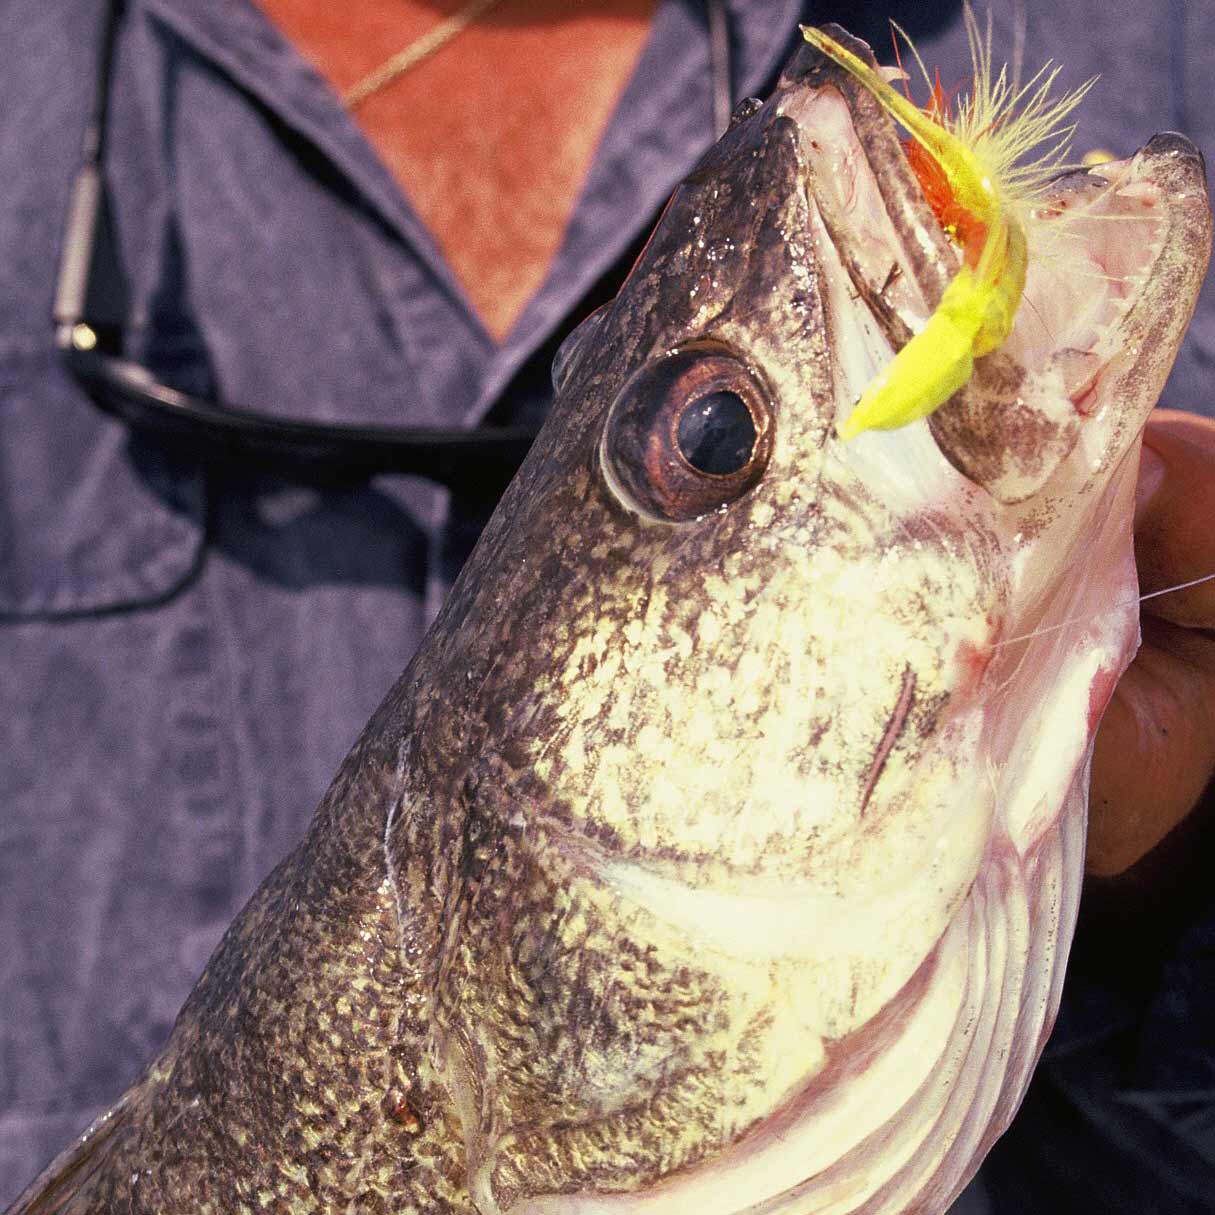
[1134,442,1166,527]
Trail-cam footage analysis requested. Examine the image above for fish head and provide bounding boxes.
[397,30,1210,1215]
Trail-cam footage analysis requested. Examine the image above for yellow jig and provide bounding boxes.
[800,21,1089,439]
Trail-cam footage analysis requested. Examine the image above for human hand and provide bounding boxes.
[1088,409,1215,877]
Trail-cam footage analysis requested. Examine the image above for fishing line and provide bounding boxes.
[989,571,1215,649]
[1009,0,1026,100]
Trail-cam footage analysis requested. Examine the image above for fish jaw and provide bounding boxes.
[781,31,1212,508]
[380,33,1211,1215]
[782,37,1210,822]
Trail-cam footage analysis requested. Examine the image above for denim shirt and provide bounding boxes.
[1,0,1213,1208]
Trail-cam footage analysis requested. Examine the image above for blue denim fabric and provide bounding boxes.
[1,0,1213,1207]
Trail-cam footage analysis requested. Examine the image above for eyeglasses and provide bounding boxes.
[62,0,738,491]
[54,0,540,493]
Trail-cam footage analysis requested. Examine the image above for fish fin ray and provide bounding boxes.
[4,1096,132,1215]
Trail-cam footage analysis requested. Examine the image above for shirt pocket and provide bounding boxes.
[0,349,205,618]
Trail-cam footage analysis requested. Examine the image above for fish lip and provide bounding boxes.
[1143,129,1206,174]
[1027,131,1210,357]
[777,29,957,317]
[771,34,1209,499]
[776,40,1210,377]
[926,136,1208,501]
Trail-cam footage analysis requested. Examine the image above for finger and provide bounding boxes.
[1088,412,1215,876]
[1134,409,1215,627]
[1088,615,1215,875]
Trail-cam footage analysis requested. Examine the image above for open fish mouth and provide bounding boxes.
[779,30,1208,505]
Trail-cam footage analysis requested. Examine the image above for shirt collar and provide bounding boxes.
[471,0,803,421]
[139,0,474,310]
[135,0,805,419]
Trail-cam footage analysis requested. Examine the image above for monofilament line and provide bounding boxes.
[991,571,1215,648]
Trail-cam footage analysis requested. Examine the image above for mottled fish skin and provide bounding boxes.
[8,31,1211,1215]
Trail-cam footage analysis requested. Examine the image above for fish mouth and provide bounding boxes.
[777,30,1210,502]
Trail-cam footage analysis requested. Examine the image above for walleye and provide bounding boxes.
[8,26,1210,1215]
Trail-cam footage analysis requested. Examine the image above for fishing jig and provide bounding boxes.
[801,19,1092,439]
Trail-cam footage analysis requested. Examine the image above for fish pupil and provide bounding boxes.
[676,391,756,475]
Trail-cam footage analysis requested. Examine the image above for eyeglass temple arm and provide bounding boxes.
[52,0,547,494]
[54,0,129,348]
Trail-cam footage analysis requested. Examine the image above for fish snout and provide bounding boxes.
[1143,130,1206,176]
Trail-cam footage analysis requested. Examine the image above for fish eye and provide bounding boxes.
[675,390,757,475]
[601,344,773,522]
